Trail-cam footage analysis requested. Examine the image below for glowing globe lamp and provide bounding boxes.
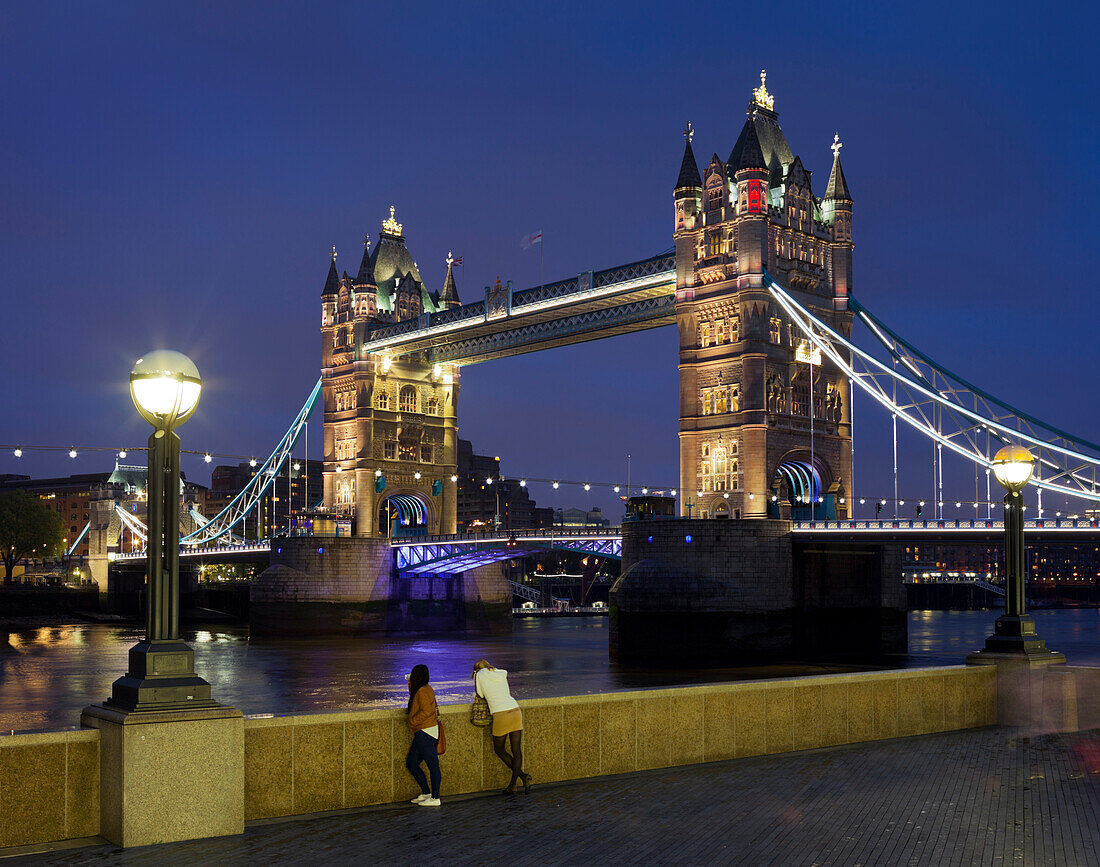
[130,350,202,429]
[991,445,1034,493]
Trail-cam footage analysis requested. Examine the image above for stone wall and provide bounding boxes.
[242,665,996,821]
[21,662,1100,850]
[0,729,99,848]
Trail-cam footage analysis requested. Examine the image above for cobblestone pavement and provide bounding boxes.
[12,727,1100,866]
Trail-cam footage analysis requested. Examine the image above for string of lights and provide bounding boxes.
[5,444,1095,516]
[2,443,264,466]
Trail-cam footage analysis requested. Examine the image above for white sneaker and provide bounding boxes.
[417,797,441,807]
[410,793,430,804]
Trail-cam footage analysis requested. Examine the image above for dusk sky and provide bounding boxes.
[2,1,1098,519]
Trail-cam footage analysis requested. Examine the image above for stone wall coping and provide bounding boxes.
[241,665,986,729]
[0,727,98,747]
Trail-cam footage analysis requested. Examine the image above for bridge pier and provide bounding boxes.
[610,519,906,665]
[251,537,511,637]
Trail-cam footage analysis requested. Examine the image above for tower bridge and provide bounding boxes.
[319,70,855,540]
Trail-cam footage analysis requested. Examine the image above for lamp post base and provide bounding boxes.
[966,616,1065,664]
[97,639,221,714]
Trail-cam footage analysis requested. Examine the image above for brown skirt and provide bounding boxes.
[492,707,523,736]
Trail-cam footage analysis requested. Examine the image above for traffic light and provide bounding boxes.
[876,501,883,516]
[916,503,923,517]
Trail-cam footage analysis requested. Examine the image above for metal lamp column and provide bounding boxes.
[969,445,1063,661]
[104,351,219,712]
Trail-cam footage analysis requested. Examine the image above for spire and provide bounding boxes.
[321,245,339,297]
[439,251,461,308]
[355,232,374,284]
[824,133,851,201]
[675,121,702,191]
[752,69,775,111]
[731,112,767,173]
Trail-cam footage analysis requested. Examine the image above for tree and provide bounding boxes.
[0,489,65,584]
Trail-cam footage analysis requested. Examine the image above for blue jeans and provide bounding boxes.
[406,730,441,798]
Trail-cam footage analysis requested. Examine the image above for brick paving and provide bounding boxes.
[12,727,1100,866]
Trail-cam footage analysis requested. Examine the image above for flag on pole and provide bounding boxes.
[521,230,543,250]
[451,256,463,266]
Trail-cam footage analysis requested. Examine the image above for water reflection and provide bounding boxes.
[2,611,1098,734]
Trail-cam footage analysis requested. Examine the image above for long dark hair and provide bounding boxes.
[407,664,430,712]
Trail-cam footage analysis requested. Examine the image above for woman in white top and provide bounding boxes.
[473,658,532,794]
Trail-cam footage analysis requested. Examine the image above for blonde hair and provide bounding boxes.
[471,659,495,678]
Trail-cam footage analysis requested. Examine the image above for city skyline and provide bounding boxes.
[2,2,1098,518]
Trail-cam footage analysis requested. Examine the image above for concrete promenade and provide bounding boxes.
[10,725,1100,866]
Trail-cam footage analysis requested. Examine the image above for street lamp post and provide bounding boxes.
[102,350,220,712]
[969,445,1064,661]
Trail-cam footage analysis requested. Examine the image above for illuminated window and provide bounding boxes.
[730,386,740,412]
[707,231,722,257]
[715,319,724,344]
[702,390,711,415]
[707,176,725,212]
[336,479,355,507]
[376,389,389,410]
[715,389,727,414]
[713,446,727,492]
[384,442,396,460]
[399,386,417,413]
[700,323,710,347]
[398,443,417,462]
[770,317,782,343]
[426,396,438,415]
[730,316,739,342]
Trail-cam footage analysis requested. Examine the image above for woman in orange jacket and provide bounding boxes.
[406,664,442,806]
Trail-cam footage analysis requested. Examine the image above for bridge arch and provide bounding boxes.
[770,451,837,520]
[377,490,434,538]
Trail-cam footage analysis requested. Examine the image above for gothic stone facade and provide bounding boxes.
[674,74,854,520]
[320,210,461,536]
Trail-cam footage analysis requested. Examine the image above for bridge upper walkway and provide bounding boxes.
[360,253,675,365]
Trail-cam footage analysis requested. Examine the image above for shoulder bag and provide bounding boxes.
[471,693,492,727]
[435,715,447,755]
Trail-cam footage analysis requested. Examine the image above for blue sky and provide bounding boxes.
[2,1,1098,517]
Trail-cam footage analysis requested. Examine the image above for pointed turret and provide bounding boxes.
[675,123,702,192]
[355,233,375,285]
[674,122,703,246]
[321,245,340,297]
[823,134,851,202]
[439,252,461,310]
[822,134,853,305]
[731,114,767,173]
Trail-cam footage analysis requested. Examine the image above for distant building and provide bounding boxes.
[555,506,610,529]
[903,540,1100,588]
[455,439,551,531]
[0,463,207,557]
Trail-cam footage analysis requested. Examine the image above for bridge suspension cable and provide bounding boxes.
[766,274,1100,504]
[180,377,321,545]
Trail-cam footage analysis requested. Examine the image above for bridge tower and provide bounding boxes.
[675,72,854,521]
[320,208,459,537]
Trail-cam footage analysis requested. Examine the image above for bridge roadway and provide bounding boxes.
[108,518,1100,570]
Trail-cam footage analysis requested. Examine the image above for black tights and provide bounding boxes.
[492,730,527,790]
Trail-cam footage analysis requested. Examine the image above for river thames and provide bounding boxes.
[3,609,1098,734]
